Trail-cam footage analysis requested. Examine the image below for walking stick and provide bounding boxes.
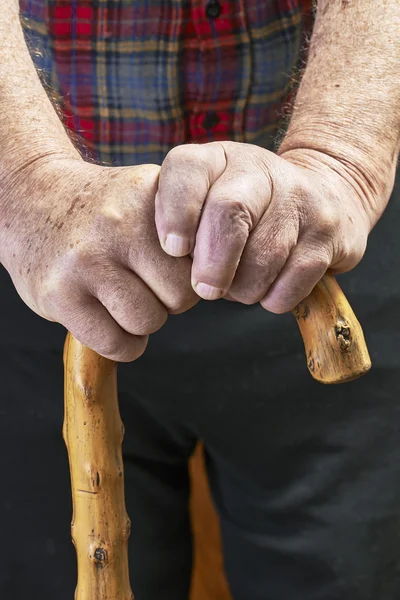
[63,272,371,600]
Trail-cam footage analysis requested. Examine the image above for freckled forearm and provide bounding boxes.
[0,2,79,190]
[279,0,400,206]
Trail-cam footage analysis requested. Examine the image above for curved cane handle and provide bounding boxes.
[292,272,371,384]
[63,333,133,600]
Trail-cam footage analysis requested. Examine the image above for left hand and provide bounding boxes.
[155,141,380,313]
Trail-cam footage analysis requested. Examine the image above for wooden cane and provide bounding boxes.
[63,272,371,600]
[63,338,133,600]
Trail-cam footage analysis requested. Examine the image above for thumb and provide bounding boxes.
[155,143,226,257]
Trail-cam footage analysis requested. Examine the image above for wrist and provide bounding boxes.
[278,127,398,224]
[0,128,80,180]
[0,154,83,267]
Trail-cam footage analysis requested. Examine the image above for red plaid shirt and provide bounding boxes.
[21,0,312,166]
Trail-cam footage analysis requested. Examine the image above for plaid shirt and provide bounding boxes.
[20,0,312,166]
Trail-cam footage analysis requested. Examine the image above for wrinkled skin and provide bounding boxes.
[156,142,379,313]
[1,157,198,361]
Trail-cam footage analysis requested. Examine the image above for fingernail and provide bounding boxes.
[164,234,191,257]
[195,282,223,301]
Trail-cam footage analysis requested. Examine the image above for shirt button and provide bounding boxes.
[205,0,221,19]
[203,112,220,130]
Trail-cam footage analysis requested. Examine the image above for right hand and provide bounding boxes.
[0,157,199,361]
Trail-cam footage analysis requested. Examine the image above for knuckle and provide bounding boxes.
[126,336,149,361]
[39,270,69,314]
[315,205,340,237]
[261,295,289,315]
[164,144,191,162]
[280,279,305,301]
[69,245,116,284]
[98,279,168,335]
[167,289,199,315]
[98,201,126,228]
[97,338,124,359]
[68,242,97,270]
[311,251,331,272]
[228,289,261,305]
[163,145,206,172]
[132,309,167,335]
[268,243,290,268]
[334,239,366,271]
[210,196,253,231]
[244,242,288,276]
[98,336,148,362]
[295,249,330,274]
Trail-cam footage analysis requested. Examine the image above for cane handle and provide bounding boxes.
[292,272,371,384]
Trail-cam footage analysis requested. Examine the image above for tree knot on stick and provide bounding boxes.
[83,384,95,404]
[93,547,108,568]
[293,302,310,321]
[307,350,315,373]
[335,324,351,352]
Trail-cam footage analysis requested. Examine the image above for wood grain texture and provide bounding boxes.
[189,444,232,600]
[293,272,371,384]
[63,333,134,600]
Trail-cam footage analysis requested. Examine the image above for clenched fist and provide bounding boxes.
[0,157,198,361]
[155,142,381,313]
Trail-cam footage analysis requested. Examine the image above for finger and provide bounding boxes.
[227,200,299,304]
[129,230,199,314]
[222,292,239,302]
[40,271,148,361]
[156,143,226,256]
[191,169,272,300]
[329,230,367,274]
[261,242,331,314]
[93,265,168,336]
[59,294,148,362]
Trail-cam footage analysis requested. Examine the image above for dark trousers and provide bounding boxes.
[0,178,399,600]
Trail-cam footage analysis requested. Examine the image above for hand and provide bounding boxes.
[1,157,198,361]
[155,141,379,313]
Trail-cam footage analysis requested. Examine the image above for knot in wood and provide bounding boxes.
[122,517,132,541]
[335,324,351,351]
[83,385,95,403]
[93,547,108,566]
[293,302,310,320]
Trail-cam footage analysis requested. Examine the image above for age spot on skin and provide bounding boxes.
[66,195,81,217]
